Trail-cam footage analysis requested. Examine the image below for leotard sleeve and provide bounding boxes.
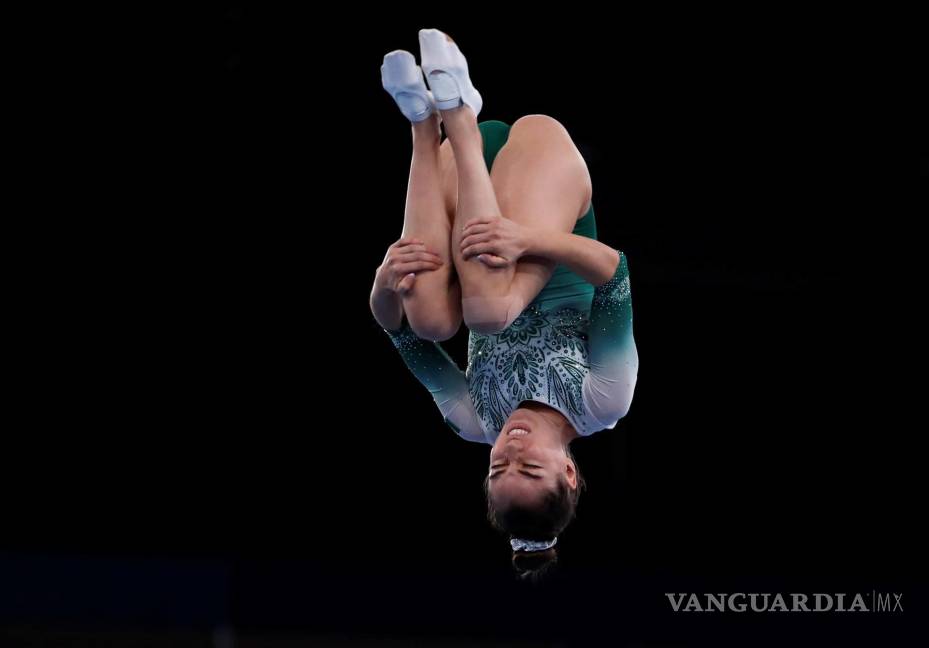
[581,250,639,431]
[382,316,488,444]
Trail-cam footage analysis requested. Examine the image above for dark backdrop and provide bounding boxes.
[3,5,925,646]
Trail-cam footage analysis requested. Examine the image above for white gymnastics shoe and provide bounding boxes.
[381,49,438,123]
[418,28,483,117]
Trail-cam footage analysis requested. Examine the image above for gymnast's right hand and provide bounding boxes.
[374,237,444,296]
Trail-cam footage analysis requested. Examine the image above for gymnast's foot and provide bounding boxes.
[419,28,483,118]
[381,49,439,123]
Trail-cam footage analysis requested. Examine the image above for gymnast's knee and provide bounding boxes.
[407,310,460,342]
[462,293,526,335]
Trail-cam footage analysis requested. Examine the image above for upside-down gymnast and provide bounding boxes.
[369,28,639,573]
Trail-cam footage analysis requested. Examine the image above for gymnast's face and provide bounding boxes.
[487,406,577,509]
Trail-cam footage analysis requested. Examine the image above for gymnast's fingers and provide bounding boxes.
[477,254,509,268]
[393,259,442,276]
[394,251,443,264]
[460,233,493,252]
[461,242,501,258]
[392,237,424,249]
[462,222,492,236]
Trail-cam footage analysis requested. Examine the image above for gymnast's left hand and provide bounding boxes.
[460,216,531,268]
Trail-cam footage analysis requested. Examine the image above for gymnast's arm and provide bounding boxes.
[370,245,486,444]
[460,216,620,286]
[581,250,639,429]
[526,229,622,287]
[379,313,487,444]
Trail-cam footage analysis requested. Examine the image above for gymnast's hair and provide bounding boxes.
[483,444,586,582]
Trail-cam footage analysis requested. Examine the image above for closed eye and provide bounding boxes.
[489,472,543,480]
[489,466,544,480]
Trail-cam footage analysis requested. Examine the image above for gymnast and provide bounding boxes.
[369,28,639,570]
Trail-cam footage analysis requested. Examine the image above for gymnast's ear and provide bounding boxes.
[564,459,578,490]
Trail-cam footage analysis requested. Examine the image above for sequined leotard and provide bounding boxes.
[382,250,638,445]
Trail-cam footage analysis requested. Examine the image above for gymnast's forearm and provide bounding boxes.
[526,229,620,287]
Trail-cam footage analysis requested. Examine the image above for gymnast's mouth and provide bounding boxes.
[506,426,531,437]
[502,417,533,437]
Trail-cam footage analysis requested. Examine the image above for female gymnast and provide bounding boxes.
[369,28,639,570]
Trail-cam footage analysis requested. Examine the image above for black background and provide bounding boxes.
[3,5,926,646]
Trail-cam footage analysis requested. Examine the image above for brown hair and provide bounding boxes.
[483,446,586,582]
[482,445,586,541]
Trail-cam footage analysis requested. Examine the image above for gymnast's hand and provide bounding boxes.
[374,237,444,296]
[460,216,531,268]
